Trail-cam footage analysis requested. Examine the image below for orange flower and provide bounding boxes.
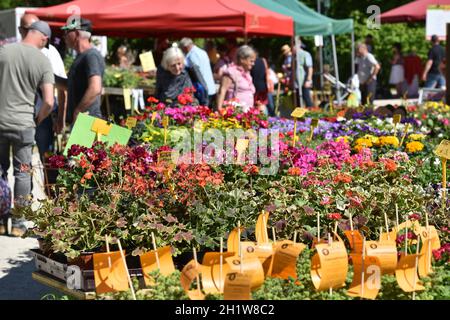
[333,173,352,184]
[83,171,93,180]
[381,158,397,172]
[288,167,302,176]
[79,156,88,169]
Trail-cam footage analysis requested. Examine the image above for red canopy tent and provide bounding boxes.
[381,0,450,23]
[27,0,294,37]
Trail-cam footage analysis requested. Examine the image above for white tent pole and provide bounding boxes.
[295,36,304,107]
[318,0,324,89]
[351,30,355,76]
[331,34,341,105]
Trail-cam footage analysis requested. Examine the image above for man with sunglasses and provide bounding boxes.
[0,20,54,236]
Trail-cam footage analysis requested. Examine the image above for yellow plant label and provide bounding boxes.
[291,107,307,118]
[93,250,129,294]
[125,117,137,129]
[139,51,156,72]
[393,114,401,124]
[434,139,450,160]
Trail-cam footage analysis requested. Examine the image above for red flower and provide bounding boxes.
[333,173,352,184]
[409,213,421,221]
[147,96,159,103]
[243,164,259,175]
[381,158,397,172]
[327,213,342,220]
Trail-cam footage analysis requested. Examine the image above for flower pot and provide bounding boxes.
[67,252,95,270]
[37,238,53,256]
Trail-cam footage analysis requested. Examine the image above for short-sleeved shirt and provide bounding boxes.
[223,64,255,112]
[185,46,216,95]
[0,43,54,130]
[250,57,267,93]
[428,44,445,75]
[67,48,105,123]
[356,53,379,84]
[297,50,313,87]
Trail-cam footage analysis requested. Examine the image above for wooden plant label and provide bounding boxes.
[310,241,348,291]
[180,259,205,300]
[365,240,397,275]
[418,226,441,277]
[347,254,381,300]
[240,241,274,277]
[125,117,137,130]
[151,112,157,124]
[291,107,307,118]
[396,253,425,292]
[225,256,265,290]
[93,250,129,294]
[434,139,450,159]
[223,272,252,300]
[380,230,397,242]
[271,240,306,280]
[157,150,174,164]
[200,252,235,294]
[162,115,169,128]
[140,246,176,287]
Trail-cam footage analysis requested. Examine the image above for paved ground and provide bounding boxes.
[0,149,58,300]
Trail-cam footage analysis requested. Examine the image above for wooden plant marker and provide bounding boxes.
[347,253,381,300]
[140,246,176,287]
[395,253,425,292]
[227,226,246,254]
[91,118,112,142]
[393,114,401,136]
[224,255,265,291]
[150,112,157,126]
[271,240,306,280]
[236,138,249,164]
[365,240,397,275]
[310,235,348,291]
[117,239,137,300]
[240,241,274,277]
[125,117,137,130]
[223,272,252,300]
[200,251,234,294]
[180,259,205,300]
[344,229,364,254]
[290,107,307,147]
[93,249,130,295]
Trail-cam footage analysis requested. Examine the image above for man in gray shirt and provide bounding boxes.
[0,21,54,222]
[356,43,380,105]
[56,18,104,124]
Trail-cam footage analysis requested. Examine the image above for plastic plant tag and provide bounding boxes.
[255,211,270,245]
[64,114,132,155]
[344,230,364,254]
[180,259,205,300]
[93,250,129,294]
[365,240,397,275]
[162,115,169,128]
[393,114,401,124]
[271,240,306,280]
[91,118,112,140]
[223,272,252,300]
[200,252,234,294]
[125,117,137,129]
[225,256,265,290]
[140,246,176,287]
[347,254,381,300]
[139,51,156,72]
[434,139,450,159]
[310,240,348,291]
[123,88,132,110]
[311,118,319,128]
[396,253,425,292]
[291,107,307,118]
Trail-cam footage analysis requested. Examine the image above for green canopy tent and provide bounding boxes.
[251,0,355,106]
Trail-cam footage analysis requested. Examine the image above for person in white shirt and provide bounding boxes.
[19,14,67,160]
[355,43,380,104]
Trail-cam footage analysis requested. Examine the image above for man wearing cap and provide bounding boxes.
[57,18,105,124]
[0,20,54,234]
[19,13,67,161]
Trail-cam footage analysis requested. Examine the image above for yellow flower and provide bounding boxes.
[408,133,426,141]
[378,136,399,148]
[336,136,351,144]
[405,141,424,153]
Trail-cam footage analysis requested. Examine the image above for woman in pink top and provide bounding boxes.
[216,45,256,112]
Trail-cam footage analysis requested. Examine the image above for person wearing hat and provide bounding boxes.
[0,20,54,235]
[19,13,67,161]
[56,18,105,124]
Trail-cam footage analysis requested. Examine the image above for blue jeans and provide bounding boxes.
[35,114,53,161]
[424,73,446,89]
[0,128,35,205]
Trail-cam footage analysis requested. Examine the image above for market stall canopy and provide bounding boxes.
[381,0,450,23]
[27,0,294,37]
[251,0,353,35]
